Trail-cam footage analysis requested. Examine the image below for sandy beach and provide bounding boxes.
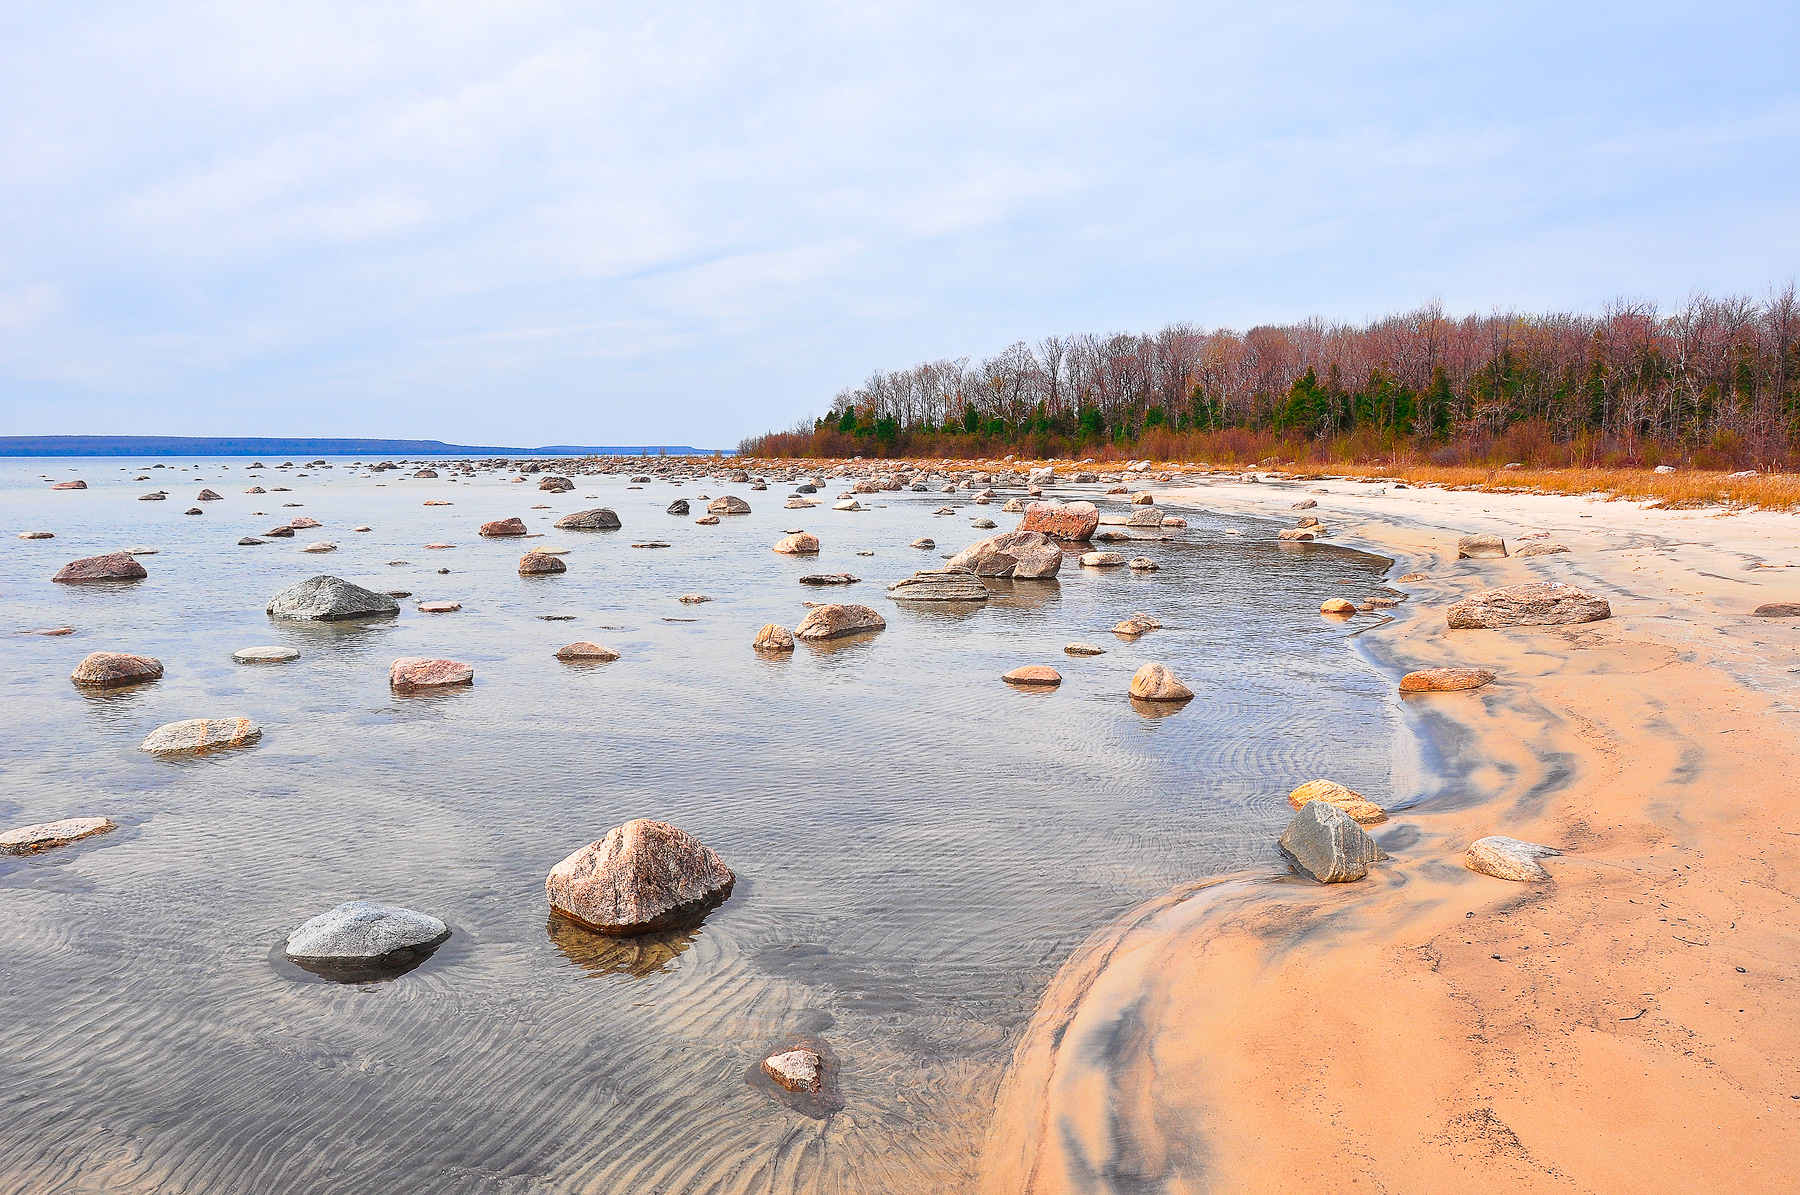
[974,473,1800,1193]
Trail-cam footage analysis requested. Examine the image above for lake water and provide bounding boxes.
[0,457,1403,1194]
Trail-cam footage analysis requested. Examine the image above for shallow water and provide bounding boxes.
[0,458,1401,1194]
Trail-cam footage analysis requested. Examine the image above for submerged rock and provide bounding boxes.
[1457,534,1509,559]
[887,570,989,601]
[1002,665,1062,686]
[285,901,450,962]
[1465,835,1562,882]
[794,603,886,640]
[945,530,1064,579]
[53,552,146,583]
[556,642,621,661]
[555,508,621,530]
[1,817,117,854]
[1399,667,1496,692]
[267,576,400,621]
[1128,662,1192,701]
[70,651,163,688]
[390,658,473,691]
[232,646,300,664]
[140,717,262,755]
[753,623,795,652]
[1446,582,1610,628]
[480,517,529,537]
[546,819,736,935]
[1286,779,1386,825]
[1279,801,1387,882]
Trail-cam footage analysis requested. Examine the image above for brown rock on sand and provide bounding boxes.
[1446,582,1610,629]
[545,818,735,935]
[1129,662,1193,701]
[1515,542,1569,557]
[1320,598,1356,615]
[762,1048,823,1094]
[1752,602,1800,617]
[1,817,117,854]
[1003,665,1062,686]
[1457,534,1509,559]
[70,652,164,688]
[1400,667,1496,693]
[555,642,620,661]
[773,533,820,554]
[794,603,886,640]
[480,517,528,537]
[390,658,474,691]
[1286,779,1387,825]
[53,552,146,583]
[1019,501,1100,542]
[518,551,566,574]
[753,624,795,652]
[1464,835,1562,882]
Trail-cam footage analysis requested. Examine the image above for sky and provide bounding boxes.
[1,1,1796,448]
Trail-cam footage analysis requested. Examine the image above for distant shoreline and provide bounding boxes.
[0,435,730,458]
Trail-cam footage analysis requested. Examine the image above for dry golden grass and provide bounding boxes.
[733,454,1800,511]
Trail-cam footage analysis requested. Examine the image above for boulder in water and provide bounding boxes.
[945,530,1064,579]
[17,530,54,539]
[546,818,735,935]
[556,642,621,661]
[910,538,935,549]
[554,508,621,530]
[1064,642,1106,655]
[799,573,858,586]
[285,901,450,963]
[480,517,528,537]
[708,495,751,515]
[794,603,886,640]
[762,1047,823,1094]
[519,551,566,575]
[1002,665,1061,686]
[1128,662,1192,701]
[197,488,222,501]
[773,533,820,554]
[53,552,146,583]
[1,817,116,854]
[1320,598,1356,615]
[390,658,473,691]
[51,480,87,490]
[232,646,300,664]
[140,717,262,755]
[267,576,400,621]
[1080,551,1125,567]
[667,499,690,515]
[1127,557,1159,571]
[1279,801,1387,883]
[753,623,795,652]
[288,517,321,529]
[887,570,989,601]
[70,651,163,688]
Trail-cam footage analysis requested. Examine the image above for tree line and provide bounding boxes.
[741,288,1800,469]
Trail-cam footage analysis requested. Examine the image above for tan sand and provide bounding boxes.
[976,475,1800,1194]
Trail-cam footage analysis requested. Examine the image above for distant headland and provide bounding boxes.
[0,435,729,457]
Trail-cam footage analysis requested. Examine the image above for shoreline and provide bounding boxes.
[972,473,1800,1193]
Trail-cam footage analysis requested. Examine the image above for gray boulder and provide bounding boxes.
[945,530,1064,579]
[267,575,401,621]
[1446,582,1610,629]
[555,508,621,530]
[286,901,450,961]
[667,499,690,515]
[887,570,990,601]
[1279,800,1388,883]
[1125,506,1165,527]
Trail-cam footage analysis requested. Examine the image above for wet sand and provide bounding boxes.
[977,476,1800,1194]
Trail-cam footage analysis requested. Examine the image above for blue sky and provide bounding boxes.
[2,1,1796,447]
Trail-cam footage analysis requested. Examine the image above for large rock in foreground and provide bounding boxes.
[286,901,450,962]
[1019,501,1099,541]
[554,508,621,530]
[1286,779,1386,825]
[1279,801,1387,883]
[70,652,164,688]
[480,517,528,537]
[945,530,1064,578]
[546,819,736,935]
[887,570,989,601]
[1465,835,1562,882]
[794,603,886,640]
[390,658,474,691]
[267,576,400,621]
[53,552,146,583]
[140,718,262,755]
[1446,582,1610,629]
[1,817,117,855]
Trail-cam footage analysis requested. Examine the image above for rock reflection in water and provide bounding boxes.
[547,913,699,978]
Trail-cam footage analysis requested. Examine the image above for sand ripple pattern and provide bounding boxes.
[0,464,1398,1193]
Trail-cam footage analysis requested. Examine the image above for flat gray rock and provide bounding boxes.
[286,900,450,960]
[1279,800,1387,883]
[887,570,989,601]
[1446,582,1611,629]
[1,816,117,855]
[233,646,300,664]
[267,575,401,621]
[554,508,621,530]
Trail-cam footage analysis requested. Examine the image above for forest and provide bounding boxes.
[740,289,1800,469]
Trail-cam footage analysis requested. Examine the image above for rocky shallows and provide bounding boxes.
[140,718,262,755]
[53,552,146,583]
[69,652,163,688]
[546,819,736,935]
[267,576,400,621]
